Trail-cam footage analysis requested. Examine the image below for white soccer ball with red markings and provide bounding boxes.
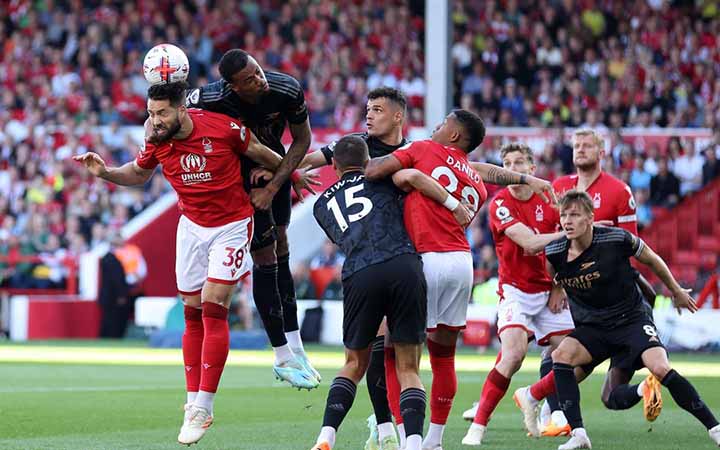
[142,44,190,85]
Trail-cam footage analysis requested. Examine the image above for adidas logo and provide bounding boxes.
[328,403,345,412]
[185,365,193,372]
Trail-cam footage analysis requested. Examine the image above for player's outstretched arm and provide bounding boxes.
[545,260,568,313]
[470,162,557,204]
[635,244,698,314]
[505,223,565,255]
[392,169,472,227]
[73,153,153,186]
[298,150,328,170]
[365,154,403,180]
[265,118,312,192]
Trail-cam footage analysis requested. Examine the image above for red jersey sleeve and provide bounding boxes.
[391,142,422,168]
[489,198,521,234]
[135,142,159,170]
[616,184,638,235]
[229,120,251,155]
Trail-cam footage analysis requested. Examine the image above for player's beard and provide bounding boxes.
[148,115,181,144]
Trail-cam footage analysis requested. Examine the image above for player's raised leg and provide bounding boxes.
[178,280,235,445]
[251,230,317,390]
[277,224,321,382]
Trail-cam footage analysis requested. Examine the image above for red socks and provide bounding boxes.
[199,302,230,393]
[428,338,457,425]
[474,367,511,425]
[182,305,204,393]
[384,346,403,424]
[530,370,556,401]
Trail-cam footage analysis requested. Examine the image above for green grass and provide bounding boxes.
[1,343,719,449]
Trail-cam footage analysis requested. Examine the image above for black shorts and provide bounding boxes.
[342,253,427,350]
[241,156,292,251]
[570,315,665,371]
[607,299,657,371]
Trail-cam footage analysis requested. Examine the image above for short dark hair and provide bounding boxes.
[367,87,407,112]
[500,142,534,164]
[452,109,486,153]
[333,135,369,170]
[147,81,188,107]
[559,190,594,216]
[218,49,250,83]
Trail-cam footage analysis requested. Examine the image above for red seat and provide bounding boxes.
[676,200,699,249]
[698,235,720,253]
[700,252,718,271]
[674,250,701,266]
[653,216,677,262]
[698,181,719,235]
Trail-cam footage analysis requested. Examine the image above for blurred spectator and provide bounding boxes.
[650,158,681,207]
[630,154,652,192]
[229,284,254,331]
[703,146,720,186]
[292,262,317,300]
[673,144,705,195]
[635,189,653,230]
[310,241,345,270]
[98,239,130,338]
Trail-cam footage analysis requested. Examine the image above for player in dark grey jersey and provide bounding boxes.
[516,191,719,450]
[186,49,318,389]
[308,135,471,450]
[292,87,411,449]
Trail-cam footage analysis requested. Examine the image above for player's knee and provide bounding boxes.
[276,227,289,255]
[551,347,572,365]
[646,361,671,380]
[344,352,370,380]
[395,357,420,376]
[252,244,277,266]
[499,350,525,374]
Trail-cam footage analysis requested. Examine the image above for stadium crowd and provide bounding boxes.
[1,0,720,294]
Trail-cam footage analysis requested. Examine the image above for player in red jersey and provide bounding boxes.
[365,110,556,450]
[515,129,662,438]
[74,82,285,446]
[461,143,568,446]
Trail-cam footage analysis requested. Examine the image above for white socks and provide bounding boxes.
[637,381,645,397]
[195,390,215,415]
[273,343,294,364]
[286,330,304,352]
[317,426,336,447]
[405,434,422,450]
[397,423,406,448]
[377,422,395,441]
[422,423,445,448]
[186,391,198,404]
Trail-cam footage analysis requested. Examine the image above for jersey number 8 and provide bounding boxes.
[431,166,480,213]
[327,184,374,232]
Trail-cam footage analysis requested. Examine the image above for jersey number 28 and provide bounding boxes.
[327,184,374,232]
[431,166,480,213]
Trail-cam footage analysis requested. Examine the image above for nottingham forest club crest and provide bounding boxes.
[179,153,212,185]
[535,204,544,222]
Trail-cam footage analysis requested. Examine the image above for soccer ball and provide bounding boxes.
[142,44,190,85]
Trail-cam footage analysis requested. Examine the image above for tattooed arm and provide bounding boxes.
[471,162,557,204]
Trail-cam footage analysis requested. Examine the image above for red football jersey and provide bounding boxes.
[393,140,488,253]
[489,189,559,294]
[136,109,253,227]
[553,172,638,235]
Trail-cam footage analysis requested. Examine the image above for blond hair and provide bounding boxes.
[572,129,604,149]
[500,142,534,164]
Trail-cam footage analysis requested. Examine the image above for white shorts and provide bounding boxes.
[176,215,254,295]
[422,251,473,331]
[496,283,574,346]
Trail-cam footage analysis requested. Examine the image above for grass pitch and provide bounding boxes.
[1,341,719,449]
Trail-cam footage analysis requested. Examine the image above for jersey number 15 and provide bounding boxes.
[327,184,374,233]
